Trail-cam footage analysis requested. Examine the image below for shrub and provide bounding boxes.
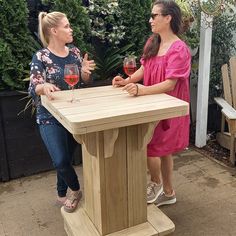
[86,0,152,80]
[186,1,236,101]
[87,0,135,80]
[118,0,152,57]
[210,13,236,99]
[0,0,39,91]
[88,0,125,46]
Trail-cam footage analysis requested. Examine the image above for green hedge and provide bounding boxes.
[3,0,235,94]
[0,0,39,91]
[210,13,236,99]
[118,0,152,57]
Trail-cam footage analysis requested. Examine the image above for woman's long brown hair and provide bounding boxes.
[142,0,182,60]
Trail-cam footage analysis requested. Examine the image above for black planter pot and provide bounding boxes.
[207,103,222,133]
[0,91,82,181]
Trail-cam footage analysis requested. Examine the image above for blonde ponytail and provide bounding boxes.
[38,11,66,48]
[38,12,48,47]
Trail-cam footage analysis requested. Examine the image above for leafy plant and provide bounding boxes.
[118,0,152,57]
[183,1,236,102]
[86,0,152,80]
[90,40,133,81]
[88,0,125,46]
[209,13,236,100]
[17,93,35,116]
[176,0,194,20]
[175,0,200,51]
[181,21,200,51]
[0,0,40,91]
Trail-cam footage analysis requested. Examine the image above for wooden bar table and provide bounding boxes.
[41,85,189,236]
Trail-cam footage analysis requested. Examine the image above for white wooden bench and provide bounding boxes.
[214,57,236,165]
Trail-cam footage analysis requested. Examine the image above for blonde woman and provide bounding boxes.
[29,11,95,213]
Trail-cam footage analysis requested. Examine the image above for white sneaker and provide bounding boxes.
[155,191,176,207]
[147,181,163,204]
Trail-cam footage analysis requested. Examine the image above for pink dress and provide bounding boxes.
[141,40,191,157]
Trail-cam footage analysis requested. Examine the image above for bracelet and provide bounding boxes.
[134,83,139,96]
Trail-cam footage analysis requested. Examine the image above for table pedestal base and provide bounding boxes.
[61,204,175,236]
[63,124,175,236]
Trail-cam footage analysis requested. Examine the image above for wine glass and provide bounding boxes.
[64,64,79,103]
[123,56,137,79]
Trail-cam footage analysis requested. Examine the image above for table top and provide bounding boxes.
[41,85,189,134]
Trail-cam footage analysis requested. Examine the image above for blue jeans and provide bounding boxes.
[39,122,80,197]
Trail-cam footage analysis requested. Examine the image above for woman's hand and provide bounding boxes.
[81,53,96,74]
[42,83,60,100]
[112,75,129,87]
[123,83,145,96]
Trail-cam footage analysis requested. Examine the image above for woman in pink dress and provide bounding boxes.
[112,0,191,207]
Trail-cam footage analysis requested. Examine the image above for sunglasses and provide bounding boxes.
[150,13,164,20]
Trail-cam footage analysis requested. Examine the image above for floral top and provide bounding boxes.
[28,46,82,125]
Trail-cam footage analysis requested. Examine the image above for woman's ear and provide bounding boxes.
[50,27,57,35]
[165,15,172,24]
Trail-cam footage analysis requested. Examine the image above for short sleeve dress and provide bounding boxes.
[141,40,191,157]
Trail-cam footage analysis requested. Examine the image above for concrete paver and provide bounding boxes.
[0,147,236,236]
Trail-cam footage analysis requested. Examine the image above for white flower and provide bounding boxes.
[88,0,126,45]
[88,5,94,11]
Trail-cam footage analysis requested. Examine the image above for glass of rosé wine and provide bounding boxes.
[123,56,137,79]
[64,64,79,103]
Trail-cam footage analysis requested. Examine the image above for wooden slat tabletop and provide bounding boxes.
[41,85,189,134]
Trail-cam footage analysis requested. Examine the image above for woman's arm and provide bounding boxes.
[127,65,144,83]
[139,78,177,95]
[81,53,96,83]
[29,53,60,101]
[112,65,144,86]
[123,78,177,96]
[35,83,60,100]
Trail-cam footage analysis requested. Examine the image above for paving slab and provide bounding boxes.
[0,148,236,236]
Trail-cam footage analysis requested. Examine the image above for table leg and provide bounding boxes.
[61,123,175,236]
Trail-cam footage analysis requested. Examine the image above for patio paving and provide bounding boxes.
[0,147,236,236]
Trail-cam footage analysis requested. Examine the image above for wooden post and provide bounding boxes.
[195,12,213,148]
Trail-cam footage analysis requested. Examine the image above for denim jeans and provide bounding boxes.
[39,122,80,197]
